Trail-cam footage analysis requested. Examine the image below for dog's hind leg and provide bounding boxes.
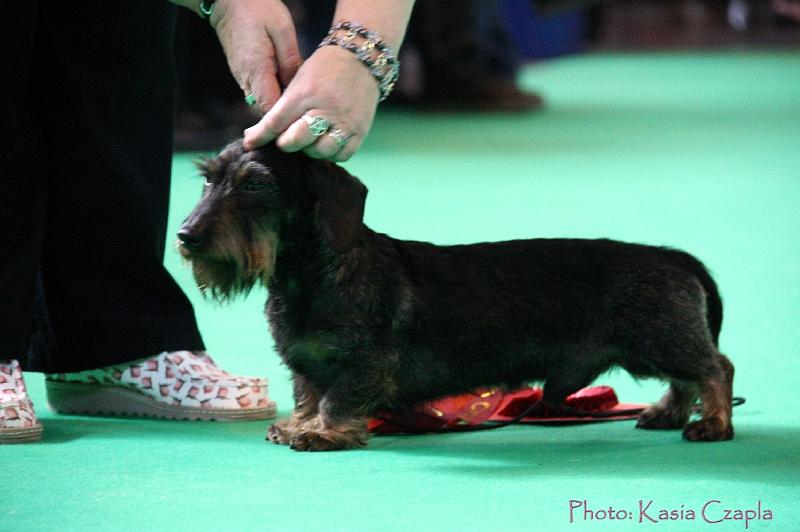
[717,353,735,404]
[636,344,734,441]
[621,282,734,441]
[683,352,734,442]
[636,381,696,430]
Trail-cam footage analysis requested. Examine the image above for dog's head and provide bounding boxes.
[178,140,367,301]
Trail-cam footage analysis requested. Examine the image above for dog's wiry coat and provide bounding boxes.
[179,141,735,451]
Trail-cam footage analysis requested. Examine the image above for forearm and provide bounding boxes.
[331,0,416,50]
[168,0,415,49]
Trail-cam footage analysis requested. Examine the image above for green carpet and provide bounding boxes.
[4,50,799,531]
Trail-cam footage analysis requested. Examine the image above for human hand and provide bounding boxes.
[243,45,381,162]
[211,0,302,113]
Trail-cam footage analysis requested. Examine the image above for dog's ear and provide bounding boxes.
[304,159,368,253]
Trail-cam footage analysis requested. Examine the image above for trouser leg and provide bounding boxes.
[0,1,46,361]
[28,2,204,372]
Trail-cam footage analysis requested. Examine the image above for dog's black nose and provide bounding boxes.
[177,229,205,250]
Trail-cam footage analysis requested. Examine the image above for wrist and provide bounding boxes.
[318,46,381,100]
[319,21,400,102]
[330,0,415,51]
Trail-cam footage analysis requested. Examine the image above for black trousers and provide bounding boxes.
[0,1,204,372]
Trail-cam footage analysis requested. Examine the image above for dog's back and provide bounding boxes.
[380,235,725,410]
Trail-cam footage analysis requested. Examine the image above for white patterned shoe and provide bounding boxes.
[46,351,276,421]
[1,359,43,443]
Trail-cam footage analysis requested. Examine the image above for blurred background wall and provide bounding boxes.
[173,0,800,150]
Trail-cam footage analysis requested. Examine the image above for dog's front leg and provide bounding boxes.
[267,375,320,445]
[287,367,392,452]
[286,409,369,452]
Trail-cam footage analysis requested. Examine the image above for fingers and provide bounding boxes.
[271,21,303,88]
[245,111,357,160]
[242,93,300,151]
[242,37,295,114]
[274,109,333,152]
[274,115,315,153]
[303,126,359,161]
[212,0,300,116]
[331,137,359,163]
[303,133,347,161]
[248,62,282,114]
[244,46,377,159]
[274,112,356,160]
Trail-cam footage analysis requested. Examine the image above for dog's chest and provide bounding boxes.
[281,337,349,385]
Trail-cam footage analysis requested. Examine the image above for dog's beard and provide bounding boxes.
[180,230,278,303]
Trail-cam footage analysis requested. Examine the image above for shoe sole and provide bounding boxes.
[46,381,277,422]
[0,424,43,444]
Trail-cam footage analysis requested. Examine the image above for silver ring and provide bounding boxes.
[327,128,352,149]
[244,93,257,106]
[301,114,330,137]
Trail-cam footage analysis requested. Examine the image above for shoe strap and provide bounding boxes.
[0,359,30,404]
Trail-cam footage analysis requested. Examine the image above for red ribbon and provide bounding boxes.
[368,385,643,434]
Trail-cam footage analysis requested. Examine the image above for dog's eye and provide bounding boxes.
[243,178,269,193]
[204,178,212,188]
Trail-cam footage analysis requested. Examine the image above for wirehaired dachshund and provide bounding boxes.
[178,141,735,451]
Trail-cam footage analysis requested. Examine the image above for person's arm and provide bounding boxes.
[168,0,302,114]
[327,0,415,50]
[243,0,416,161]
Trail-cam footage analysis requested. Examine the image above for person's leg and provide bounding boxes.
[396,0,543,110]
[0,1,45,362]
[27,2,273,422]
[32,2,205,372]
[0,0,45,443]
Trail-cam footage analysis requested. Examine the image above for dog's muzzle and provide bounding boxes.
[177,227,206,251]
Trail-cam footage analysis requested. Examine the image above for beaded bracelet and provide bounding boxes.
[319,21,400,102]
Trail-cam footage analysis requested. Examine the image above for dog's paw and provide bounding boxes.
[288,428,368,452]
[682,418,734,442]
[636,406,687,430]
[267,419,293,445]
[289,432,345,452]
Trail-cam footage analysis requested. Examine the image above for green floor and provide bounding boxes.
[5,50,800,531]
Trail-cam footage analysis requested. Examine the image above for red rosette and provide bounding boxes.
[368,385,647,434]
[369,388,503,434]
[564,385,619,412]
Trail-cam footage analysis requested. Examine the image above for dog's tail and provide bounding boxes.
[668,250,723,346]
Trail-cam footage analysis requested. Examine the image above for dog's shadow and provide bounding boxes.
[369,421,800,487]
[34,412,270,445]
